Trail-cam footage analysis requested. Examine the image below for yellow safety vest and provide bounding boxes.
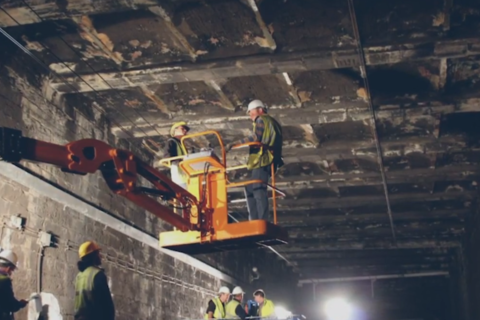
[74,266,101,319]
[259,299,275,318]
[226,299,240,319]
[169,138,188,185]
[247,115,283,170]
[169,137,187,157]
[204,297,226,319]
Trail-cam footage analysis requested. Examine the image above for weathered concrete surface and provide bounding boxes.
[0,40,297,319]
[3,0,480,318]
[47,37,480,92]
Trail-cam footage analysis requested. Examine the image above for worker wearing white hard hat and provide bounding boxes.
[205,286,230,319]
[226,286,248,320]
[226,99,284,221]
[0,249,28,319]
[254,289,276,318]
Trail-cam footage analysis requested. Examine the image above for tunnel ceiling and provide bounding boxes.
[2,0,480,282]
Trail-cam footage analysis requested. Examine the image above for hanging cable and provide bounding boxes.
[0,8,162,149]
[347,0,397,244]
[0,23,149,151]
[16,0,166,139]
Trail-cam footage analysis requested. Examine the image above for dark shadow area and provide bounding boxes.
[439,112,480,147]
[367,68,433,100]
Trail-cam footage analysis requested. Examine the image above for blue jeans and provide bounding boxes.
[244,166,271,221]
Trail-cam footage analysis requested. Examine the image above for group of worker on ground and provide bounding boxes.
[166,99,283,221]
[206,285,276,320]
[1,241,276,320]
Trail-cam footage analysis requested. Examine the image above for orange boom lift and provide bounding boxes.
[0,127,288,254]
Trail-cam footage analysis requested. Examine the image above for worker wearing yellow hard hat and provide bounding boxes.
[164,121,191,216]
[0,249,29,319]
[74,241,115,320]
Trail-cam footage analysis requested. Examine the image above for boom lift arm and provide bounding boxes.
[0,127,202,232]
[0,127,288,254]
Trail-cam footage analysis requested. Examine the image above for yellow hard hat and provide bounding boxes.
[170,121,190,137]
[78,241,101,259]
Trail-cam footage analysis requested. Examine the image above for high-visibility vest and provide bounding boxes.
[259,299,275,318]
[247,115,283,170]
[74,266,101,319]
[204,297,226,319]
[169,138,188,185]
[225,299,240,319]
[169,137,187,157]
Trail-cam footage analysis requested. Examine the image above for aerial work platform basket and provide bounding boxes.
[0,127,288,255]
[158,130,288,254]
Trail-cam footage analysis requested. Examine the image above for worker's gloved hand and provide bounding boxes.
[19,299,28,307]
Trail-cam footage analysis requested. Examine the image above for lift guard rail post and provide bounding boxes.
[230,141,282,225]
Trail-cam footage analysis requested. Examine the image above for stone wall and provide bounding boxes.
[0,37,296,320]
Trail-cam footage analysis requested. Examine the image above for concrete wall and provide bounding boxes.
[0,39,296,319]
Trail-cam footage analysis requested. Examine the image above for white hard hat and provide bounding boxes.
[232,286,244,295]
[253,289,265,297]
[247,99,267,113]
[0,249,18,267]
[218,286,231,294]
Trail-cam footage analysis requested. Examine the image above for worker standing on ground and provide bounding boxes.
[0,249,28,320]
[226,286,248,320]
[226,100,284,221]
[253,289,276,318]
[74,241,115,320]
[164,121,191,191]
[205,286,230,319]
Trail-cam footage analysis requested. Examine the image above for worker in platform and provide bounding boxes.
[205,286,230,319]
[74,241,115,320]
[226,99,284,221]
[0,249,28,320]
[226,286,248,320]
[253,289,275,318]
[164,121,191,190]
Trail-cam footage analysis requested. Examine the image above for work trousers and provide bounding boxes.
[171,163,187,216]
[244,166,271,221]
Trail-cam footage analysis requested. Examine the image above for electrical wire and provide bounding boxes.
[16,0,166,139]
[0,218,218,295]
[0,8,160,151]
[347,0,397,243]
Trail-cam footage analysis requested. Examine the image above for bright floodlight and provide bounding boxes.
[324,298,352,320]
[275,306,292,319]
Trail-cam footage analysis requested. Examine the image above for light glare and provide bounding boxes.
[275,306,292,319]
[324,298,352,320]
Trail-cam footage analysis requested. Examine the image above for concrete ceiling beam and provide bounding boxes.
[48,37,480,93]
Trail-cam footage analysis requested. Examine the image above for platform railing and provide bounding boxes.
[157,131,285,225]
[226,141,284,225]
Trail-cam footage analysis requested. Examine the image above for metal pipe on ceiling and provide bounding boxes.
[347,0,397,244]
[298,271,449,285]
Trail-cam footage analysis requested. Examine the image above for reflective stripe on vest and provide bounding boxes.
[247,115,283,170]
[74,266,101,318]
[260,299,275,318]
[226,299,240,319]
[204,297,226,319]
